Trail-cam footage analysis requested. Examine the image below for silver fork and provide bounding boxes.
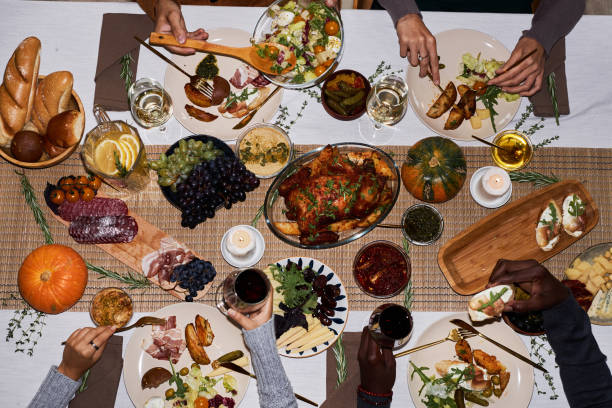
[394,328,475,358]
[115,316,167,333]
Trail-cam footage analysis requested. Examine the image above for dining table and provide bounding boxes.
[1,1,611,407]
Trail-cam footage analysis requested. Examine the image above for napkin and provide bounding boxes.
[528,37,570,118]
[68,335,124,408]
[94,13,154,111]
[322,332,362,408]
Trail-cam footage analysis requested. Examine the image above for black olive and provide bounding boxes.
[321,296,337,309]
[324,284,340,299]
[302,268,315,283]
[313,275,327,291]
[319,315,332,326]
[319,305,335,317]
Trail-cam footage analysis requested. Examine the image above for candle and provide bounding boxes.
[226,227,255,256]
[481,167,510,197]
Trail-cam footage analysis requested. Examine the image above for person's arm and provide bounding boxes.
[356,328,395,408]
[28,366,81,408]
[523,0,585,56]
[136,0,156,20]
[377,0,420,27]
[543,295,612,408]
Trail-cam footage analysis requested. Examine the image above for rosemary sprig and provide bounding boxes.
[547,72,560,126]
[113,151,128,177]
[332,333,347,387]
[403,279,413,311]
[77,369,90,393]
[509,171,560,187]
[252,189,278,227]
[15,170,53,244]
[87,262,151,289]
[120,53,134,93]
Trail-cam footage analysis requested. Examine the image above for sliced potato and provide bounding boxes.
[477,108,490,119]
[470,115,482,129]
[274,222,300,235]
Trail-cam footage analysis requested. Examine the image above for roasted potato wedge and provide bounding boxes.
[427,82,457,118]
[499,371,511,393]
[185,323,210,365]
[274,222,300,235]
[185,104,218,122]
[444,105,465,130]
[457,89,476,119]
[195,315,214,347]
[457,84,470,97]
[184,83,212,108]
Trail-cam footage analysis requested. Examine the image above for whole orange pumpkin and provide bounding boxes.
[18,244,88,314]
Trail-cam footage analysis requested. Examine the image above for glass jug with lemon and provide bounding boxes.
[81,105,150,192]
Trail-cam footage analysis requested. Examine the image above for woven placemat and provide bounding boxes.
[1,145,611,313]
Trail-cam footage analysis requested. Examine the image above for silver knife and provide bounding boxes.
[232,86,281,130]
[450,319,548,373]
[219,362,318,406]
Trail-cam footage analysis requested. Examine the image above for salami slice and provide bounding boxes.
[59,198,128,222]
[69,215,138,244]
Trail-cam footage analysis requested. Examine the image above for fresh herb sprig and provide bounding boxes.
[167,359,187,399]
[16,170,54,244]
[534,135,560,150]
[225,88,258,109]
[538,202,559,234]
[531,335,560,399]
[477,287,508,311]
[568,194,585,217]
[515,104,534,131]
[509,171,560,187]
[87,262,151,289]
[113,151,128,177]
[332,333,347,388]
[547,72,560,126]
[78,369,91,393]
[477,85,502,132]
[5,294,46,356]
[120,53,134,93]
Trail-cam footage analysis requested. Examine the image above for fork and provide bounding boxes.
[134,36,213,98]
[393,328,475,358]
[115,316,167,333]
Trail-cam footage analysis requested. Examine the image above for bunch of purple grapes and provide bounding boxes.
[176,156,259,229]
[170,259,216,302]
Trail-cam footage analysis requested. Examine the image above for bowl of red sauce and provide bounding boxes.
[353,240,411,298]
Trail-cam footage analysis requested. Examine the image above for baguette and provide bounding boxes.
[0,37,41,147]
[536,200,562,251]
[32,71,73,134]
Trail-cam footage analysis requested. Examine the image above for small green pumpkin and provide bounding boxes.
[401,136,467,203]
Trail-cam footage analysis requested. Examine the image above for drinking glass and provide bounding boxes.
[80,105,150,192]
[358,75,409,144]
[215,268,272,315]
[368,303,413,349]
[128,78,173,129]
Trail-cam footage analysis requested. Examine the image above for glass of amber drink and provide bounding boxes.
[81,105,150,192]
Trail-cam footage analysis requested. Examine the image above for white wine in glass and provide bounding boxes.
[359,75,408,144]
[128,78,173,128]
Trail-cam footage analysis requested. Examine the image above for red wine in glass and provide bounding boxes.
[369,303,413,349]
[235,268,268,303]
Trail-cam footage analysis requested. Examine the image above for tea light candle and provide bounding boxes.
[226,227,255,256]
[221,225,265,268]
[481,167,511,197]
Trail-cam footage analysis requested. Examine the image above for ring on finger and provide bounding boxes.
[89,340,99,351]
[418,55,429,61]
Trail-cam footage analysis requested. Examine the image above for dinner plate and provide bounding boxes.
[272,257,349,358]
[407,312,534,408]
[406,29,521,140]
[124,303,251,406]
[163,27,283,141]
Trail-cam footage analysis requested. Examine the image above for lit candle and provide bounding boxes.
[481,167,510,197]
[226,228,255,257]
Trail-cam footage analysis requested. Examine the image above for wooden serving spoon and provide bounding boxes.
[149,32,296,76]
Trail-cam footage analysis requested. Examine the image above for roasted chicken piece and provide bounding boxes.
[185,323,210,365]
[473,349,506,374]
[455,339,473,363]
[427,81,457,118]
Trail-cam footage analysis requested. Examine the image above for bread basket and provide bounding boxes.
[0,75,85,169]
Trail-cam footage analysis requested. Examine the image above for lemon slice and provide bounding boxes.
[119,133,140,156]
[94,139,124,176]
[117,141,133,171]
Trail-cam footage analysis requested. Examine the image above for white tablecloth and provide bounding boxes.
[1,1,611,407]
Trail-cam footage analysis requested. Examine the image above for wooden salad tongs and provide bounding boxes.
[149,32,296,76]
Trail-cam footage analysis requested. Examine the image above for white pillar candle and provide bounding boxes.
[481,167,510,197]
[226,227,255,256]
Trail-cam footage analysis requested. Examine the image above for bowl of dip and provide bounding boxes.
[353,240,411,298]
[90,287,133,328]
[401,204,444,246]
[236,123,293,179]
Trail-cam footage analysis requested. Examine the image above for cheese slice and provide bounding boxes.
[291,331,335,353]
[276,327,307,348]
[285,326,329,349]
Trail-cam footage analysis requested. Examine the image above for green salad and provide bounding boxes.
[457,52,519,102]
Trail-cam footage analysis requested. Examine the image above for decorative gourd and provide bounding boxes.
[401,136,467,203]
[18,244,88,314]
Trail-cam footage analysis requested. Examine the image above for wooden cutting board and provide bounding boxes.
[438,180,599,295]
[50,199,210,301]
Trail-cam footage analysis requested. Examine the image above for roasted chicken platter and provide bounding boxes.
[274,145,397,246]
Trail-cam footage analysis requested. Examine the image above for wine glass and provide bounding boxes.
[358,75,409,145]
[368,303,413,349]
[215,268,271,315]
[128,78,173,130]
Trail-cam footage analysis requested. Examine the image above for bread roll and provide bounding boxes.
[46,110,83,147]
[43,138,66,158]
[0,37,41,147]
[31,71,74,134]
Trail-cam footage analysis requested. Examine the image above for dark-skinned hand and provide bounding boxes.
[58,326,116,381]
[154,0,208,55]
[357,327,396,394]
[395,14,439,85]
[488,37,545,96]
[487,259,569,313]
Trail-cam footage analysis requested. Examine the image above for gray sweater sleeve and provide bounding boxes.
[28,366,81,408]
[378,0,420,27]
[522,0,585,55]
[243,318,298,408]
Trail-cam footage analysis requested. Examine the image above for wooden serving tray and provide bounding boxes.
[438,180,599,295]
[50,200,209,301]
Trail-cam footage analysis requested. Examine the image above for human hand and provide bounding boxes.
[395,14,439,85]
[324,0,339,10]
[57,326,116,381]
[154,0,208,55]
[357,327,396,394]
[488,37,545,96]
[487,259,569,313]
[227,294,273,331]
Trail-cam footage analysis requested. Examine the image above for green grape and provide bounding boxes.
[203,150,215,160]
[187,156,198,165]
[187,138,195,149]
[158,177,173,186]
[183,165,193,175]
[148,161,160,170]
[170,183,177,192]
[159,153,168,164]
[193,140,203,150]
[179,139,188,153]
[158,168,171,178]
[205,141,214,150]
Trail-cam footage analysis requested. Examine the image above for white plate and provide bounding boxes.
[406,29,521,141]
[220,225,265,268]
[164,27,283,141]
[470,166,512,209]
[273,257,349,358]
[407,312,534,408]
[123,303,251,406]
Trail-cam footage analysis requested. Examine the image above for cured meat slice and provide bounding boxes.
[69,215,138,244]
[229,65,259,89]
[59,198,128,222]
[144,316,186,364]
[251,74,271,88]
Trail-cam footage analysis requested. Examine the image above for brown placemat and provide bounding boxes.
[323,331,362,408]
[1,146,611,312]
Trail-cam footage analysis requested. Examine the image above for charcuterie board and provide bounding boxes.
[49,194,211,301]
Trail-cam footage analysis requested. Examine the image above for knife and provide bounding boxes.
[450,319,547,373]
[219,362,318,406]
[232,86,281,130]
